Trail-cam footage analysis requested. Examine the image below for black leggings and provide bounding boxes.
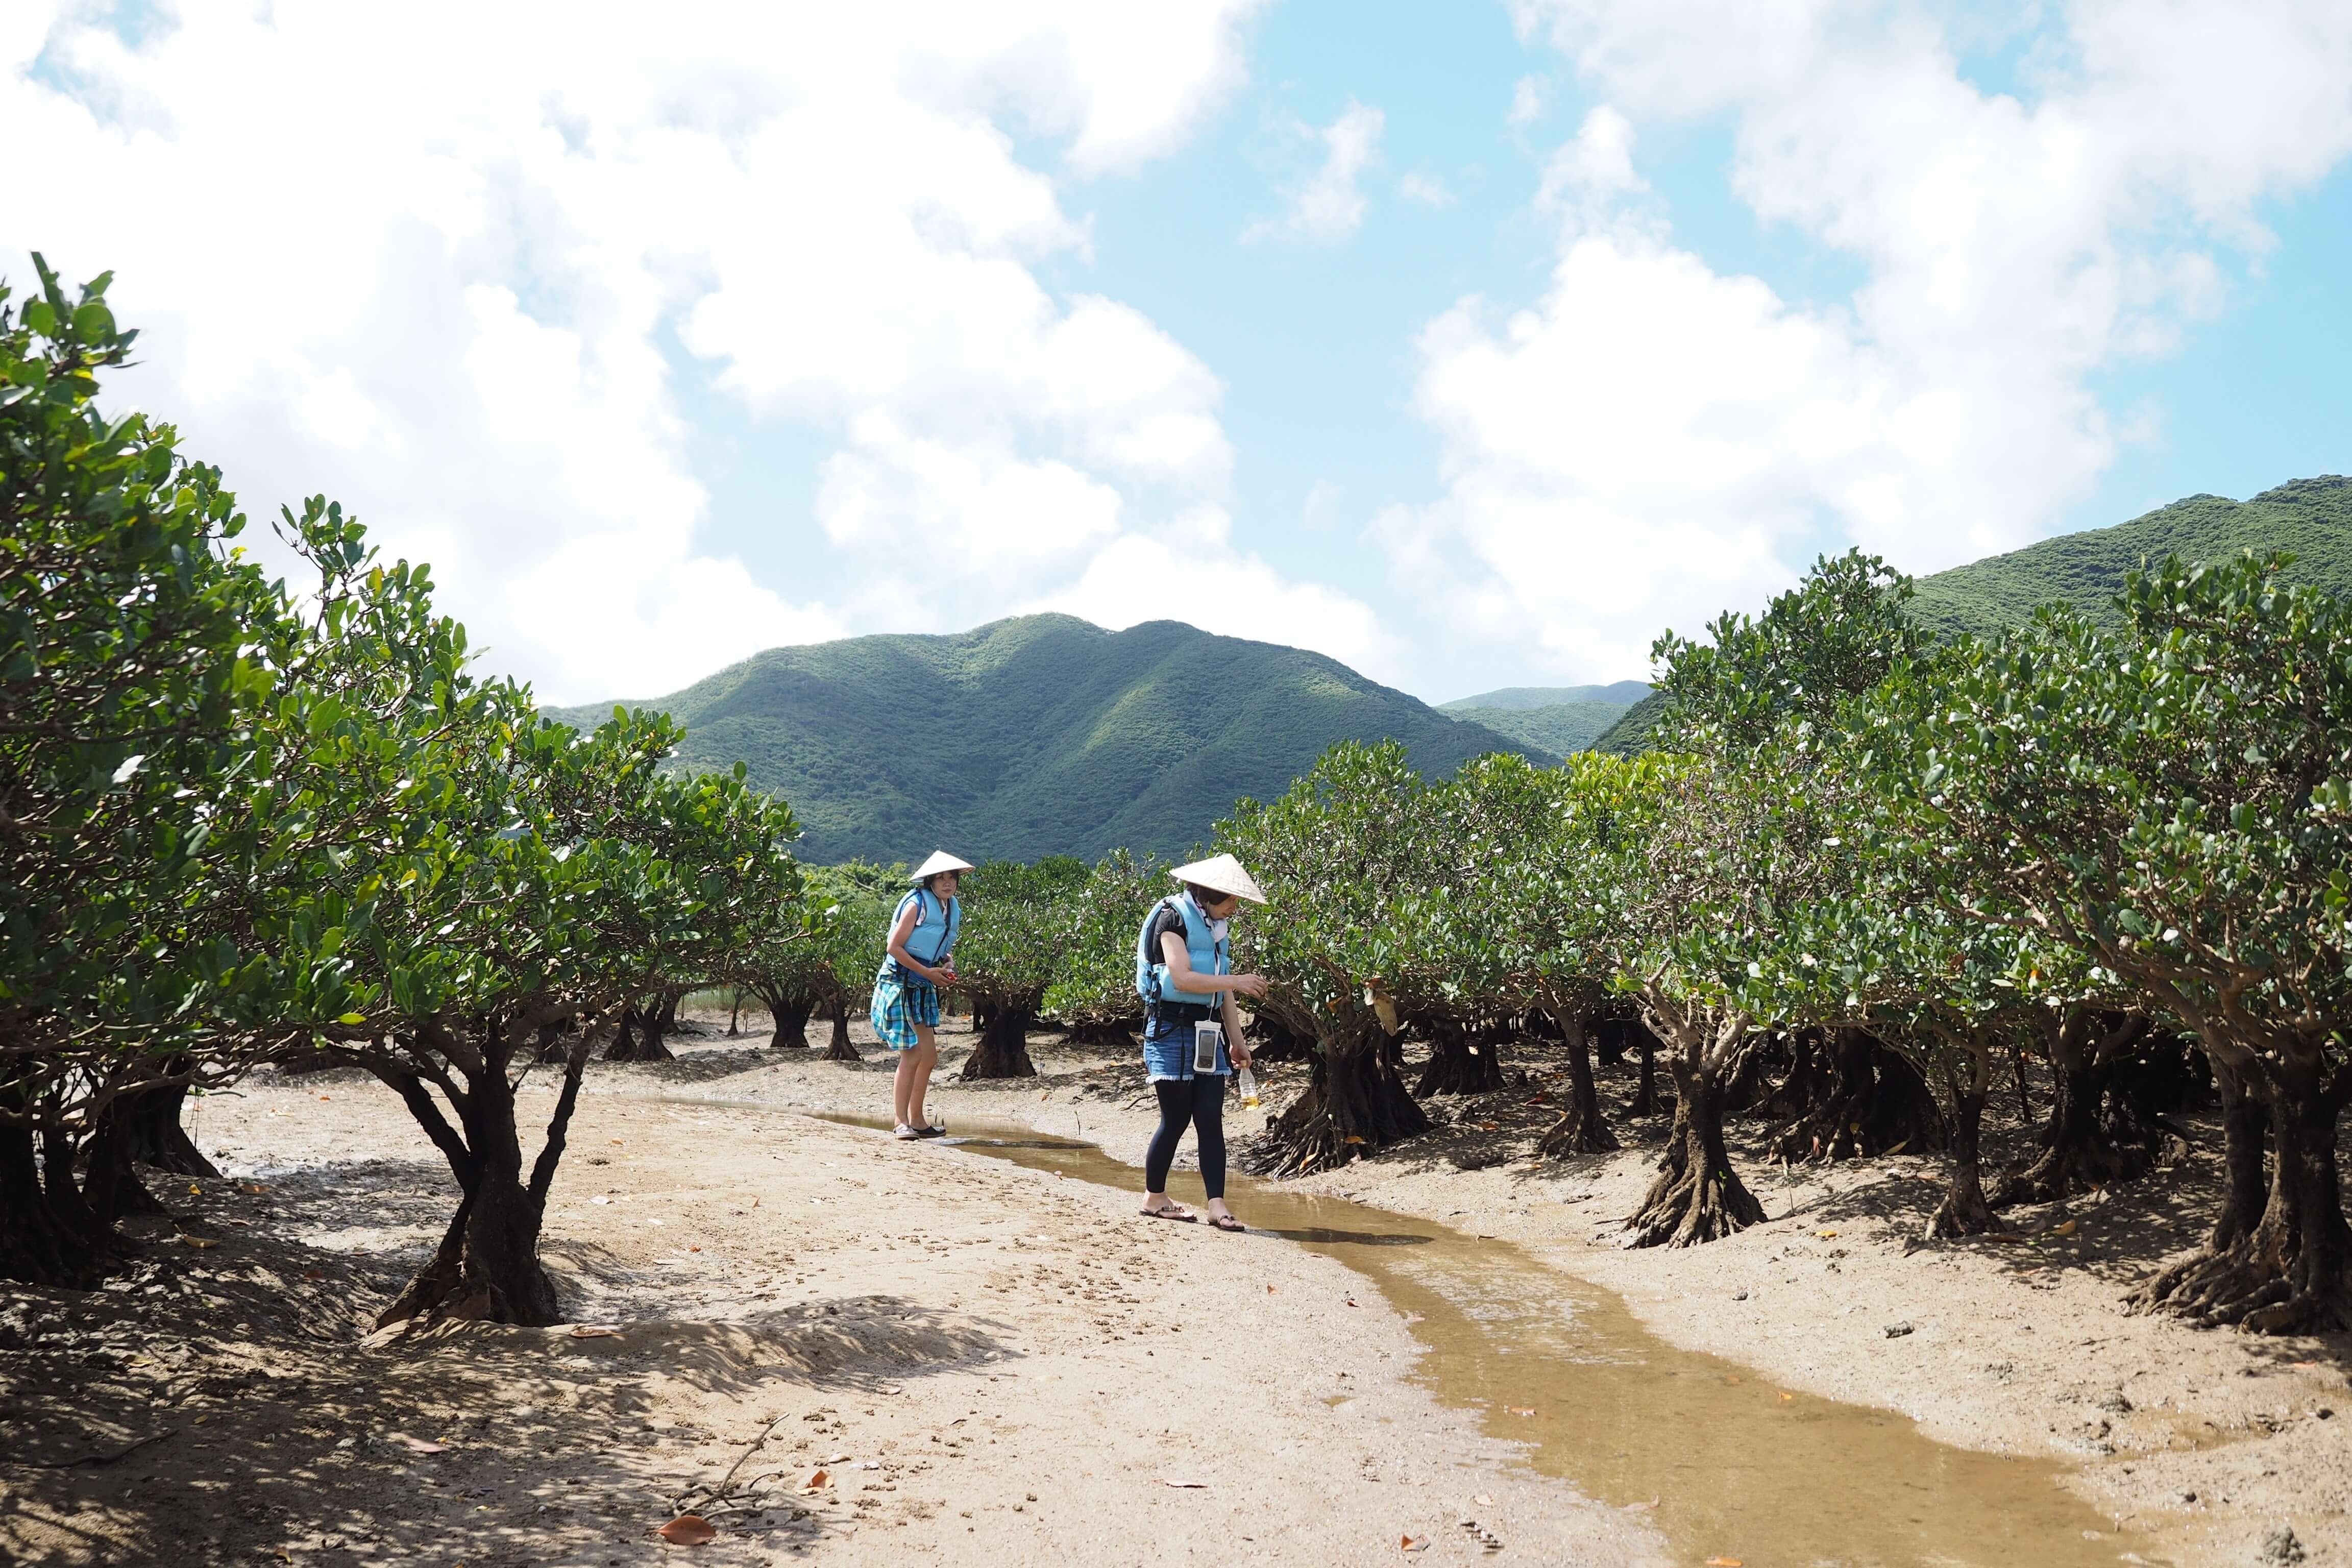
[1145,1074,1228,1201]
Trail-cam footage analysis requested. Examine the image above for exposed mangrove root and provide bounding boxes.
[1536,1012,1618,1158]
[959,1003,1039,1080]
[1925,1082,1997,1240]
[2128,1062,2350,1335]
[821,1000,861,1062]
[1247,1027,1430,1179]
[1414,1019,1508,1098]
[1624,1074,1763,1247]
[1767,1029,1946,1163]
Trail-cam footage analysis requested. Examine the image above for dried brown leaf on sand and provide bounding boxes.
[568,1326,624,1339]
[657,1514,718,1545]
[1401,1535,1429,1552]
[800,1468,831,1492]
[390,1434,446,1454]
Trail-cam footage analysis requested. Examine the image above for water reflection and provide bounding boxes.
[687,1097,2162,1568]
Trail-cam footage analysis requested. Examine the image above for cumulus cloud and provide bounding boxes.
[3,0,1382,703]
[1388,0,2352,681]
[1028,508,1409,687]
[1242,100,1385,247]
[1398,172,1455,208]
[1509,75,1548,126]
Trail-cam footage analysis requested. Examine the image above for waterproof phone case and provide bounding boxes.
[1193,1021,1224,1074]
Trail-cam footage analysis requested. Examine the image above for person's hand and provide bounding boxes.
[1228,972,1269,999]
[932,962,958,988]
[1230,1041,1254,1070]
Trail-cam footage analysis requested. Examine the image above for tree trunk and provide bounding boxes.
[0,1111,104,1287]
[603,1001,677,1063]
[1414,1017,1507,1097]
[822,997,861,1062]
[1244,1014,1312,1063]
[377,1066,565,1328]
[2130,1051,2349,1334]
[1990,1019,2150,1206]
[1062,1019,1139,1049]
[1769,1028,1946,1163]
[1624,1061,1765,1247]
[115,1072,219,1177]
[727,989,743,1038]
[1926,1070,1996,1239]
[765,992,815,1049]
[960,998,1039,1080]
[1628,1030,1665,1117]
[1537,1009,1619,1157]
[1761,1028,1832,1120]
[78,1097,170,1226]
[1246,1018,1430,1178]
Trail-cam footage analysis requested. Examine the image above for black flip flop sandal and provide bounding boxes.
[1208,1214,1245,1232]
[1140,1203,1197,1222]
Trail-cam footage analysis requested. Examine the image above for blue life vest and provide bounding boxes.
[1135,894,1226,1009]
[892,888,961,968]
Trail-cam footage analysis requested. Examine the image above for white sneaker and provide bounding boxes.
[894,1124,921,1140]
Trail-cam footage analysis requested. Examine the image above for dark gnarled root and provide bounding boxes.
[1624,1158,1765,1248]
[1536,1101,1620,1158]
[1924,1181,1999,1239]
[2129,1243,2352,1335]
[1244,1048,1430,1179]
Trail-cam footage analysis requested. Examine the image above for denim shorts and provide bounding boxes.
[1143,1016,1231,1083]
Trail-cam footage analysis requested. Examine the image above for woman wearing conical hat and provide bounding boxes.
[873,850,971,1139]
[1134,853,1269,1230]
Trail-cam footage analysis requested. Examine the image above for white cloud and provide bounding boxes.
[1398,172,1455,208]
[1509,75,1548,126]
[2,0,1367,702]
[1028,509,1409,687]
[1242,100,1385,247]
[1394,0,2352,681]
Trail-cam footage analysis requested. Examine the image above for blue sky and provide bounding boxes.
[10,0,2351,703]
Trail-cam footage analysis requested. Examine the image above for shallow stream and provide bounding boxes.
[682,1096,2162,1567]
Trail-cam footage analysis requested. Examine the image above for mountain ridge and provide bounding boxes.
[1595,474,2352,755]
[548,614,1545,864]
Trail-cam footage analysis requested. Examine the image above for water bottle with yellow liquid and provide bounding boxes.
[1236,1064,1262,1109]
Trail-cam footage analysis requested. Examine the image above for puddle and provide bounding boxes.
[666,1095,2163,1567]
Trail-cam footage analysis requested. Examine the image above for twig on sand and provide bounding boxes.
[671,1413,790,1517]
[6,1429,176,1469]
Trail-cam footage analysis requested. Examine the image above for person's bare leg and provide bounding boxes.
[908,1026,939,1129]
[892,1046,920,1128]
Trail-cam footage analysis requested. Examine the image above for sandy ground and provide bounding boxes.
[0,1019,1654,1568]
[651,1010,2352,1568]
[6,1007,2348,1566]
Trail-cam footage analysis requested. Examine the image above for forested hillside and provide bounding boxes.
[549,615,1542,864]
[1438,682,1648,755]
[1599,474,2352,754]
[1440,682,1653,709]
[1910,476,2352,637]
[1442,699,1630,755]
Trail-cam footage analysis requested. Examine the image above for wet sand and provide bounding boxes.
[6,1010,2347,1566]
[693,1012,2352,1567]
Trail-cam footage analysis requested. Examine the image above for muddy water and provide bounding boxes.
[708,1100,2161,1567]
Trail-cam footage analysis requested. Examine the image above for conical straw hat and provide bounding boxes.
[1169,853,1267,905]
[910,850,975,883]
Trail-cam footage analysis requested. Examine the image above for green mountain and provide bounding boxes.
[548,614,1546,865]
[1440,681,1652,710]
[1908,475,2352,639]
[1444,700,1631,755]
[1597,475,2352,755]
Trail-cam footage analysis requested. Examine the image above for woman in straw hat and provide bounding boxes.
[873,850,971,1139]
[1133,853,1269,1230]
